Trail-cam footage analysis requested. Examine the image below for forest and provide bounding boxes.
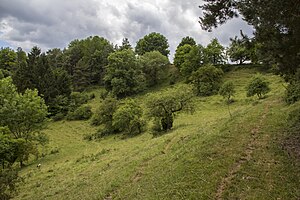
[0,0,299,199]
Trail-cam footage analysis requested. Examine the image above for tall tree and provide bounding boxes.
[199,0,300,77]
[204,38,225,65]
[0,77,48,166]
[135,32,170,56]
[0,47,17,75]
[177,36,196,48]
[140,51,169,87]
[104,49,145,98]
[119,38,132,51]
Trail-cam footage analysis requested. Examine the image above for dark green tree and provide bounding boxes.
[199,0,300,77]
[104,49,145,98]
[146,85,194,132]
[119,38,132,51]
[0,47,17,72]
[135,32,170,56]
[0,77,48,166]
[204,38,225,65]
[140,51,169,87]
[190,64,224,96]
[177,36,196,48]
[113,99,145,136]
[246,74,271,99]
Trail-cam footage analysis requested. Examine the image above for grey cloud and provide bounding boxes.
[0,0,253,59]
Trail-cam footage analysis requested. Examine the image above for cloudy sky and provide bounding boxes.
[0,0,253,59]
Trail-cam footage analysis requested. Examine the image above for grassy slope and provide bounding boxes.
[14,67,300,200]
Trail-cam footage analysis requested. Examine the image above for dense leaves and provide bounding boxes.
[246,74,270,99]
[135,32,170,57]
[199,0,300,77]
[190,64,224,96]
[140,51,169,87]
[104,49,145,98]
[113,99,145,136]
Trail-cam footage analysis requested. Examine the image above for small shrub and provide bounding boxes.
[66,105,92,120]
[285,82,300,104]
[219,81,235,103]
[246,74,270,99]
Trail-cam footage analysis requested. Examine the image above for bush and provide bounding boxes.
[285,70,300,104]
[66,105,92,120]
[68,92,90,111]
[112,99,145,136]
[0,168,22,200]
[190,64,224,96]
[246,74,270,99]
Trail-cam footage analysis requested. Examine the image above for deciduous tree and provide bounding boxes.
[135,32,170,57]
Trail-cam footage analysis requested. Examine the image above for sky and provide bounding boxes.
[0,0,254,59]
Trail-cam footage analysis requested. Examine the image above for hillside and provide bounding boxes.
[13,67,300,199]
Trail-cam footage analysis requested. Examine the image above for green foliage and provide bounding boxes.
[13,46,72,114]
[177,36,196,48]
[174,44,206,78]
[135,32,170,56]
[190,64,224,96]
[219,81,235,103]
[227,35,252,64]
[204,38,225,65]
[284,70,300,104]
[0,77,48,140]
[112,99,145,136]
[0,168,22,200]
[68,92,90,111]
[0,47,17,72]
[140,51,169,87]
[118,38,132,51]
[91,96,118,129]
[146,85,194,132]
[199,0,300,76]
[66,105,92,121]
[246,74,271,99]
[91,97,144,137]
[104,49,145,98]
[174,44,194,69]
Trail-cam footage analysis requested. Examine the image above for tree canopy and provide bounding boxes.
[146,85,194,132]
[135,32,170,57]
[104,49,145,98]
[199,0,300,77]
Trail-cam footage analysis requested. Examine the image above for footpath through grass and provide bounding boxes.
[14,67,300,200]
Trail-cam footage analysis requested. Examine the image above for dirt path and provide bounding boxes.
[215,104,270,199]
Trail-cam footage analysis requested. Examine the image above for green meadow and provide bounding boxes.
[14,67,300,200]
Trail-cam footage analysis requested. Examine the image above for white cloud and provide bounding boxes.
[0,0,253,59]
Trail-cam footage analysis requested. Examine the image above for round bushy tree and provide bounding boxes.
[246,74,270,99]
[135,32,170,57]
[190,64,224,96]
